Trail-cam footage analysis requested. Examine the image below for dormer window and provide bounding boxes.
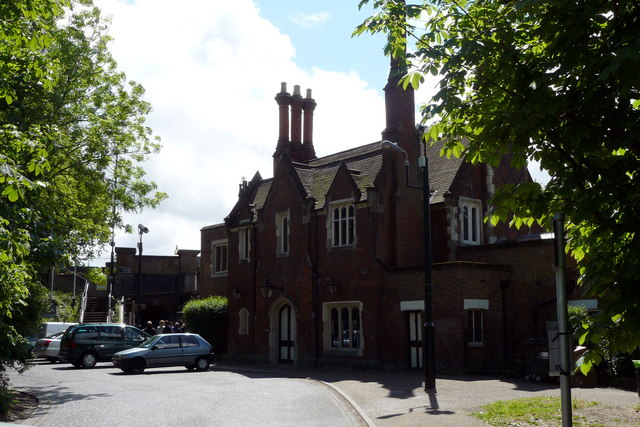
[331,202,355,247]
[460,198,482,245]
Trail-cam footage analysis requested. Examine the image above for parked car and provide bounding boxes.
[112,333,213,374]
[25,322,78,354]
[33,331,66,362]
[58,323,150,368]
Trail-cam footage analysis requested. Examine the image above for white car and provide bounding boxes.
[33,331,65,362]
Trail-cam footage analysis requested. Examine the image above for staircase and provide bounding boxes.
[82,296,109,323]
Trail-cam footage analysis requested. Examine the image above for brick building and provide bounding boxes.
[112,247,199,326]
[200,59,585,371]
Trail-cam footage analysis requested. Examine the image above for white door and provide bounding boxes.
[408,311,423,369]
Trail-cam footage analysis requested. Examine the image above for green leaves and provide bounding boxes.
[359,0,640,371]
[1,0,165,375]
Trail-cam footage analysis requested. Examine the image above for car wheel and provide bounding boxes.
[130,358,146,374]
[46,357,58,363]
[80,352,97,368]
[195,357,210,371]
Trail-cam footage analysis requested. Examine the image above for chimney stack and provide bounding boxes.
[275,82,291,145]
[302,88,317,161]
[290,85,304,162]
[274,83,316,174]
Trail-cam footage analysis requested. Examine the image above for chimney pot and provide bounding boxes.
[280,82,287,93]
[293,85,301,96]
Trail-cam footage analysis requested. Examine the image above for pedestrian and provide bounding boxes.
[164,321,174,334]
[143,320,156,336]
[156,320,166,334]
[173,322,183,333]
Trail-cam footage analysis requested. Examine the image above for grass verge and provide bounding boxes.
[470,396,599,426]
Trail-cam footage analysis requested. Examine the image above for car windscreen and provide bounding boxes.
[138,336,159,348]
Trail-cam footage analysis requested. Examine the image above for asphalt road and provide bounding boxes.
[7,360,365,427]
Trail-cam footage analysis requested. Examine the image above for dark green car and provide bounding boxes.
[58,323,149,368]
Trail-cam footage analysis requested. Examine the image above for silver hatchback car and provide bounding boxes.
[112,333,213,374]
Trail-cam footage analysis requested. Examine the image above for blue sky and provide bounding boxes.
[89,0,546,261]
[254,0,390,91]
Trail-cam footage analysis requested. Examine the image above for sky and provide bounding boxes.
[89,0,549,262]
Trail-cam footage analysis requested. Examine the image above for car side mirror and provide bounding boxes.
[151,345,158,351]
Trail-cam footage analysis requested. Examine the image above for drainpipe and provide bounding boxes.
[311,206,320,367]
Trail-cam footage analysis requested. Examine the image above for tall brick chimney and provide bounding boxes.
[274,83,316,174]
[382,55,418,166]
[290,85,304,162]
[302,88,317,162]
[274,82,291,174]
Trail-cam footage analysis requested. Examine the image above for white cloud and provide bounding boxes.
[289,12,330,28]
[92,0,385,256]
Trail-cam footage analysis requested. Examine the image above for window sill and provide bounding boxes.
[324,348,363,357]
[467,342,484,348]
[329,244,356,251]
[211,272,228,278]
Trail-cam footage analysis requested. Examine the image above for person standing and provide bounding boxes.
[143,321,156,336]
[156,320,166,334]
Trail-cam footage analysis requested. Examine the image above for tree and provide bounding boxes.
[1,0,166,383]
[356,0,640,372]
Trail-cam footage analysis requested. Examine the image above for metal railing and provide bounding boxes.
[79,279,89,323]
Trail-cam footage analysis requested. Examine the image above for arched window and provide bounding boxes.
[461,199,482,245]
[238,308,249,335]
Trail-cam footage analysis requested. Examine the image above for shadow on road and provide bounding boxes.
[17,384,110,417]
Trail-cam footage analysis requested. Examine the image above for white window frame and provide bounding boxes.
[460,198,482,245]
[238,227,250,262]
[330,200,356,248]
[210,239,228,277]
[275,210,290,256]
[467,309,484,347]
[322,301,363,355]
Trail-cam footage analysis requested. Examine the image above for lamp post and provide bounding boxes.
[137,223,149,326]
[381,140,436,392]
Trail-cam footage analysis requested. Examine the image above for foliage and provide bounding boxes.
[49,290,80,323]
[356,0,640,370]
[1,0,166,384]
[471,396,598,426]
[182,296,228,353]
[84,268,107,288]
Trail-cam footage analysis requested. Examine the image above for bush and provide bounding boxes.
[182,296,228,354]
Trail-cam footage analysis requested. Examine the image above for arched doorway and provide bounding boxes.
[269,298,296,365]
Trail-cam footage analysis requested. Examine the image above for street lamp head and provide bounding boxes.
[380,140,409,164]
[138,224,149,234]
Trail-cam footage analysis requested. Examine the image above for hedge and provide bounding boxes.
[182,296,228,354]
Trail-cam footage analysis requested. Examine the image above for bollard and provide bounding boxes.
[633,360,640,398]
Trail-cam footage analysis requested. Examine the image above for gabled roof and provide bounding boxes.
[230,138,467,219]
[295,142,383,209]
[425,139,466,204]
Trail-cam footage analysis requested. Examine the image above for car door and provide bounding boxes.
[179,335,203,365]
[96,326,126,360]
[147,335,182,367]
